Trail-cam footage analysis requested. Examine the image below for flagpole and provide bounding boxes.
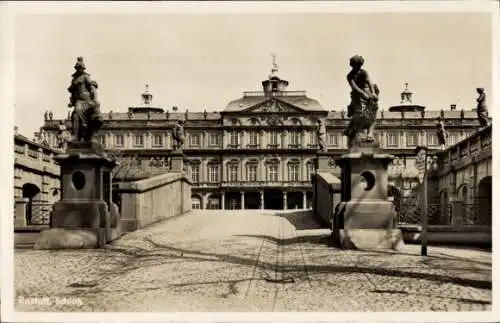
[421,149,428,256]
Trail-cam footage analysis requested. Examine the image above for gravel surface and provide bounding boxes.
[15,209,492,312]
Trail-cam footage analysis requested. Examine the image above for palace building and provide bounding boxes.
[40,63,483,210]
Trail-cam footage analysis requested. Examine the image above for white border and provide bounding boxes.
[1,1,499,323]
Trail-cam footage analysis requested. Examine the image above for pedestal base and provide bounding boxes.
[334,229,404,250]
[34,228,99,250]
[335,200,396,229]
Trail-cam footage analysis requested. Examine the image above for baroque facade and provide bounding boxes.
[41,66,483,210]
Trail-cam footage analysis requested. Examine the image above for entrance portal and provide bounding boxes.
[286,191,303,209]
[22,183,41,225]
[264,189,283,210]
[244,192,260,209]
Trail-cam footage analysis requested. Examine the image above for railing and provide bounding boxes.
[397,200,491,227]
[438,125,492,170]
[29,202,53,225]
[462,202,492,226]
[221,180,311,188]
[243,90,306,97]
[397,203,451,226]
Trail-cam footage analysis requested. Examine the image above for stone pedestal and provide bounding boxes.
[170,151,186,172]
[332,137,404,250]
[34,141,121,249]
[317,152,331,171]
[14,198,29,227]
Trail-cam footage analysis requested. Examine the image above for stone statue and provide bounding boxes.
[37,129,48,145]
[44,111,49,121]
[56,121,70,150]
[476,88,489,127]
[436,117,448,150]
[49,111,53,120]
[316,119,327,152]
[67,57,103,142]
[172,120,185,152]
[343,55,380,147]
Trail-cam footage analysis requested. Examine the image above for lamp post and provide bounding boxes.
[415,145,429,256]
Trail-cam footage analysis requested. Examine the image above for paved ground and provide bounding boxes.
[15,210,492,312]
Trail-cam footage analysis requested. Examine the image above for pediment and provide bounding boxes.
[244,99,304,114]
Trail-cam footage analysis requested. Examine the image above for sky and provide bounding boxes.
[11,7,494,137]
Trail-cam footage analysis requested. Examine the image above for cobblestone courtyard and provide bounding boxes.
[15,210,492,312]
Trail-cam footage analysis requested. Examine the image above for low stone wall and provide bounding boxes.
[312,171,341,228]
[400,225,491,247]
[117,172,192,232]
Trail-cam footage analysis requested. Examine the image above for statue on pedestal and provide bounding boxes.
[343,55,380,147]
[316,119,327,152]
[56,121,70,150]
[172,120,185,152]
[476,88,489,127]
[436,117,448,150]
[67,57,103,142]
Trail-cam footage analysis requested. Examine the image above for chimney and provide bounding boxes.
[450,104,456,111]
[172,106,178,112]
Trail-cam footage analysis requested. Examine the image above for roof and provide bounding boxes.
[224,94,324,113]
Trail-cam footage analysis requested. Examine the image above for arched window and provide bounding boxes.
[227,159,240,182]
[288,160,300,182]
[266,159,279,182]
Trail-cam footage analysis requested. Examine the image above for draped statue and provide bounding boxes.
[343,55,380,147]
[67,57,103,142]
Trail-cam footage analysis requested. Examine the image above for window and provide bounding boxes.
[387,133,399,147]
[97,135,106,146]
[306,162,315,181]
[115,134,124,147]
[228,164,238,182]
[247,164,257,182]
[269,131,278,146]
[153,135,163,147]
[191,164,200,183]
[268,164,278,182]
[209,133,219,146]
[448,134,458,146]
[230,131,239,146]
[208,165,219,183]
[190,133,201,146]
[328,133,339,146]
[290,131,300,146]
[288,163,299,181]
[427,133,439,146]
[134,134,144,147]
[249,131,259,146]
[191,197,201,210]
[406,133,417,147]
[308,131,317,146]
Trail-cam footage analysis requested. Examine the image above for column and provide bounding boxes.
[283,191,288,210]
[260,190,264,210]
[241,192,245,210]
[302,191,307,209]
[221,192,225,210]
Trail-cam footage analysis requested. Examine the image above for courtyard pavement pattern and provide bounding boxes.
[15,210,492,312]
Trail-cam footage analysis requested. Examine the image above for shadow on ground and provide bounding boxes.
[101,236,491,292]
[274,210,323,230]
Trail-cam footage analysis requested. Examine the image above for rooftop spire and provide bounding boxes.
[141,84,153,105]
[400,82,413,104]
[269,53,280,79]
